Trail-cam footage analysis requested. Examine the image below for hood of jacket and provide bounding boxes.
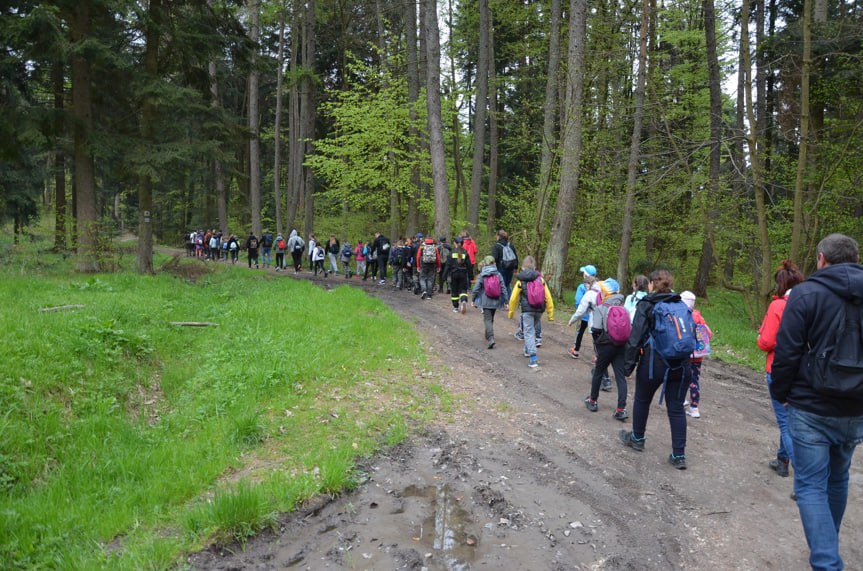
[289,230,298,239]
[516,268,540,282]
[808,263,863,303]
[604,293,625,306]
[480,264,498,277]
[645,291,682,304]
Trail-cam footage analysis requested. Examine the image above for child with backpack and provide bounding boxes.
[472,256,508,349]
[680,291,712,419]
[274,233,286,270]
[568,274,612,391]
[448,237,474,312]
[508,256,554,368]
[619,269,696,470]
[583,279,632,420]
[312,243,327,276]
[354,240,367,278]
[417,237,441,299]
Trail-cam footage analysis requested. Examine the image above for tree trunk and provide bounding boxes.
[272,3,287,236]
[302,0,317,236]
[404,0,421,236]
[485,22,498,236]
[542,0,587,296]
[286,0,302,230]
[741,0,773,313]
[616,0,649,292]
[468,0,489,232]
[376,0,399,240]
[53,60,67,251]
[422,0,450,239]
[71,1,98,272]
[536,0,562,253]
[137,0,162,275]
[789,0,811,263]
[692,0,722,298]
[248,0,262,237]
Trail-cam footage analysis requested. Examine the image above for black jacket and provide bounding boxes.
[491,238,517,270]
[771,263,863,417]
[623,292,682,377]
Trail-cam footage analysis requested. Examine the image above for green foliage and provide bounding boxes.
[0,237,436,569]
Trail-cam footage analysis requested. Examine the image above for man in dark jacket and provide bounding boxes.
[373,232,391,285]
[491,229,518,299]
[771,233,863,571]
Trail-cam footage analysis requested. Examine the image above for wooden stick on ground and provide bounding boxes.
[39,305,86,313]
[169,322,219,327]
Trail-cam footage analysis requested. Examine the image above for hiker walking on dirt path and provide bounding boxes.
[491,230,518,299]
[327,235,340,275]
[771,233,863,571]
[680,291,712,419]
[758,260,805,479]
[569,265,598,360]
[245,232,260,269]
[354,240,367,277]
[583,279,630,420]
[472,256,508,349]
[448,237,473,313]
[508,255,554,369]
[438,237,452,294]
[568,272,612,391]
[619,269,695,470]
[273,233,286,271]
[417,237,440,299]
[287,230,305,273]
[373,232,391,285]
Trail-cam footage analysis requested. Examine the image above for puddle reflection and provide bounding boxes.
[402,484,477,570]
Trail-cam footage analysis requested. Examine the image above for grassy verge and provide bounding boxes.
[0,235,445,569]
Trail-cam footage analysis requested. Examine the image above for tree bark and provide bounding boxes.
[789,0,811,263]
[71,1,98,272]
[286,0,302,229]
[248,0,262,237]
[485,21,498,236]
[53,60,67,251]
[422,0,451,239]
[536,0,562,253]
[467,0,490,232]
[692,0,723,298]
[273,3,287,236]
[404,0,421,236]
[616,0,649,292]
[301,0,317,237]
[542,0,587,296]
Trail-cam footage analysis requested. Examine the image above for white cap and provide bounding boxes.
[680,290,696,310]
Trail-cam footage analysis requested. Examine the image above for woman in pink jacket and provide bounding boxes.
[757,260,805,478]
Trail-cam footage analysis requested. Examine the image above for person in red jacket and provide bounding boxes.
[757,260,805,478]
[416,237,441,299]
[459,230,477,277]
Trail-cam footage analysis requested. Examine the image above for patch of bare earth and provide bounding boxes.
[186,269,863,570]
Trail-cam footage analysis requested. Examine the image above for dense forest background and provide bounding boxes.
[2,0,862,319]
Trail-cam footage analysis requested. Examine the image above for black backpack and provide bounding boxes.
[806,301,863,397]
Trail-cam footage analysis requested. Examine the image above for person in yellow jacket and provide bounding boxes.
[508,255,554,368]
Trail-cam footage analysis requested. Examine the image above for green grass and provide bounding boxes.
[0,230,446,569]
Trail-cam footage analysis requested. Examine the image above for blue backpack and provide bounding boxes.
[649,298,697,403]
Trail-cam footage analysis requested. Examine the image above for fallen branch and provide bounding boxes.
[169,322,219,327]
[39,305,85,313]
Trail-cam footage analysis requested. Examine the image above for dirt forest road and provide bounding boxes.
[188,266,863,571]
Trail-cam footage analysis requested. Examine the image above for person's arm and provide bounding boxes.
[623,301,651,376]
[508,282,521,319]
[544,281,554,321]
[757,301,782,353]
[569,289,593,324]
[771,293,811,403]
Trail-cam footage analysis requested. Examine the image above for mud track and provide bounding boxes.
[188,269,863,570]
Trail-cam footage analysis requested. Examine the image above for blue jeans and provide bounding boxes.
[788,405,863,570]
[766,373,794,463]
[261,246,271,266]
[521,313,540,357]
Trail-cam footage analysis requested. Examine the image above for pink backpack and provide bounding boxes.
[484,274,501,298]
[525,277,546,308]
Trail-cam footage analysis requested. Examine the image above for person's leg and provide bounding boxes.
[631,360,660,440]
[483,308,495,340]
[522,313,537,357]
[610,347,628,410]
[575,320,588,351]
[766,373,794,464]
[379,255,388,281]
[689,361,702,408]
[590,345,613,401]
[664,371,688,457]
[788,406,863,570]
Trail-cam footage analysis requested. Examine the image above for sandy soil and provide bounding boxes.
[186,266,863,570]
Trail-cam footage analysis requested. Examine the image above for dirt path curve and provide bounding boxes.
[188,267,863,570]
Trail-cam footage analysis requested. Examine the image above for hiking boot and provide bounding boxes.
[601,377,613,392]
[487,337,495,349]
[686,406,701,418]
[668,454,687,470]
[613,409,629,421]
[528,357,538,368]
[514,331,525,341]
[769,457,790,477]
[619,430,645,452]
[569,347,580,359]
[584,397,598,412]
[524,347,530,357]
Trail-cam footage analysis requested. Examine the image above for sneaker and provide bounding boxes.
[619,430,645,452]
[683,400,690,407]
[453,307,459,313]
[584,397,598,412]
[686,407,700,418]
[460,301,467,314]
[524,347,530,357]
[612,409,629,421]
[421,291,427,300]
[514,332,525,341]
[487,337,495,349]
[536,338,542,347]
[378,279,386,285]
[528,357,538,368]
[601,377,613,392]
[569,347,580,359]
[769,457,790,478]
[668,454,687,470]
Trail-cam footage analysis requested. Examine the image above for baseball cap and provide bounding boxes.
[580,264,597,276]
[680,290,696,310]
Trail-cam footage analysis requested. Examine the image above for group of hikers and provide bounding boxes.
[186,223,861,568]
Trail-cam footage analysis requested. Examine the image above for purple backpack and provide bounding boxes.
[484,273,501,298]
[525,277,546,308]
